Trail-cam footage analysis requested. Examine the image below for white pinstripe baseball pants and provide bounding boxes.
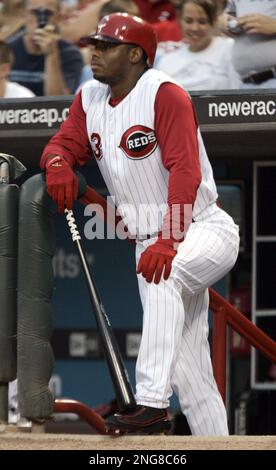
[135,204,239,435]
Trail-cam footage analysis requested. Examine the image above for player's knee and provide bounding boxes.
[171,265,205,297]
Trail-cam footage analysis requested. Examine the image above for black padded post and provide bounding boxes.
[0,184,19,422]
[17,173,86,419]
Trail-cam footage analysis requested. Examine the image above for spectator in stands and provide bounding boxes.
[0,41,34,97]
[221,0,276,88]
[9,0,83,96]
[156,0,241,90]
[0,0,25,42]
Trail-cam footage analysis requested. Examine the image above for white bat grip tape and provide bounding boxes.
[64,209,81,242]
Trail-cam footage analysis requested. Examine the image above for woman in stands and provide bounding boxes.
[156,0,241,90]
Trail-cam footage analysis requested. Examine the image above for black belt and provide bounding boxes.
[243,68,276,85]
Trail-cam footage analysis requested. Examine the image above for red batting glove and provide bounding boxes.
[137,238,177,284]
[45,156,78,213]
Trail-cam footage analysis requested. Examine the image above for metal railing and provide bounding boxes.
[210,288,276,402]
[54,399,105,434]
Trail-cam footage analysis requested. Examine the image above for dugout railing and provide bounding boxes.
[210,288,276,403]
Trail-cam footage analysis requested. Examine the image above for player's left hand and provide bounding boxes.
[137,239,177,284]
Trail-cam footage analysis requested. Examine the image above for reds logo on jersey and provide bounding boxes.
[119,125,157,160]
[91,132,103,160]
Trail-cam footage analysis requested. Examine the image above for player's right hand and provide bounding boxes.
[45,156,78,212]
[137,239,177,284]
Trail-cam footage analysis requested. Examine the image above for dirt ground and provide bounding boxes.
[0,432,275,450]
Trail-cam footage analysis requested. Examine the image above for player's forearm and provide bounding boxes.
[41,141,75,170]
[41,131,90,169]
[44,45,70,96]
[159,171,200,243]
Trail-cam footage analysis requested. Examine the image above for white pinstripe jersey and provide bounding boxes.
[81,69,218,237]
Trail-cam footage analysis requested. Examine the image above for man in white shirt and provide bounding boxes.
[0,41,35,98]
[222,0,276,88]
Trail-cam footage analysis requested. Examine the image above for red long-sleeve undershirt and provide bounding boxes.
[154,83,201,241]
[41,82,201,240]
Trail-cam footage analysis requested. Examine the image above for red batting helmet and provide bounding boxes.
[81,13,157,67]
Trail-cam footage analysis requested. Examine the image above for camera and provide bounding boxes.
[35,7,52,29]
[227,18,244,35]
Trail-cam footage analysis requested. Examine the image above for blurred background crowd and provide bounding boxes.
[1,0,276,99]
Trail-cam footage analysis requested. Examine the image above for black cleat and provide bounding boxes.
[105,405,171,435]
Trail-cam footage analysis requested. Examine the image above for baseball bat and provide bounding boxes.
[65,209,136,411]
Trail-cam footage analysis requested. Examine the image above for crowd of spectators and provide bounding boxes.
[0,0,276,95]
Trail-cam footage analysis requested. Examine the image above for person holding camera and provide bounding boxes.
[8,0,83,95]
[221,0,276,88]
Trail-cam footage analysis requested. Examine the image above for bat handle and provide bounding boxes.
[64,209,102,300]
[64,209,81,242]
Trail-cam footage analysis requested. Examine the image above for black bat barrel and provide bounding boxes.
[65,210,136,411]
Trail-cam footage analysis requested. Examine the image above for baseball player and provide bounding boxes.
[41,13,239,435]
